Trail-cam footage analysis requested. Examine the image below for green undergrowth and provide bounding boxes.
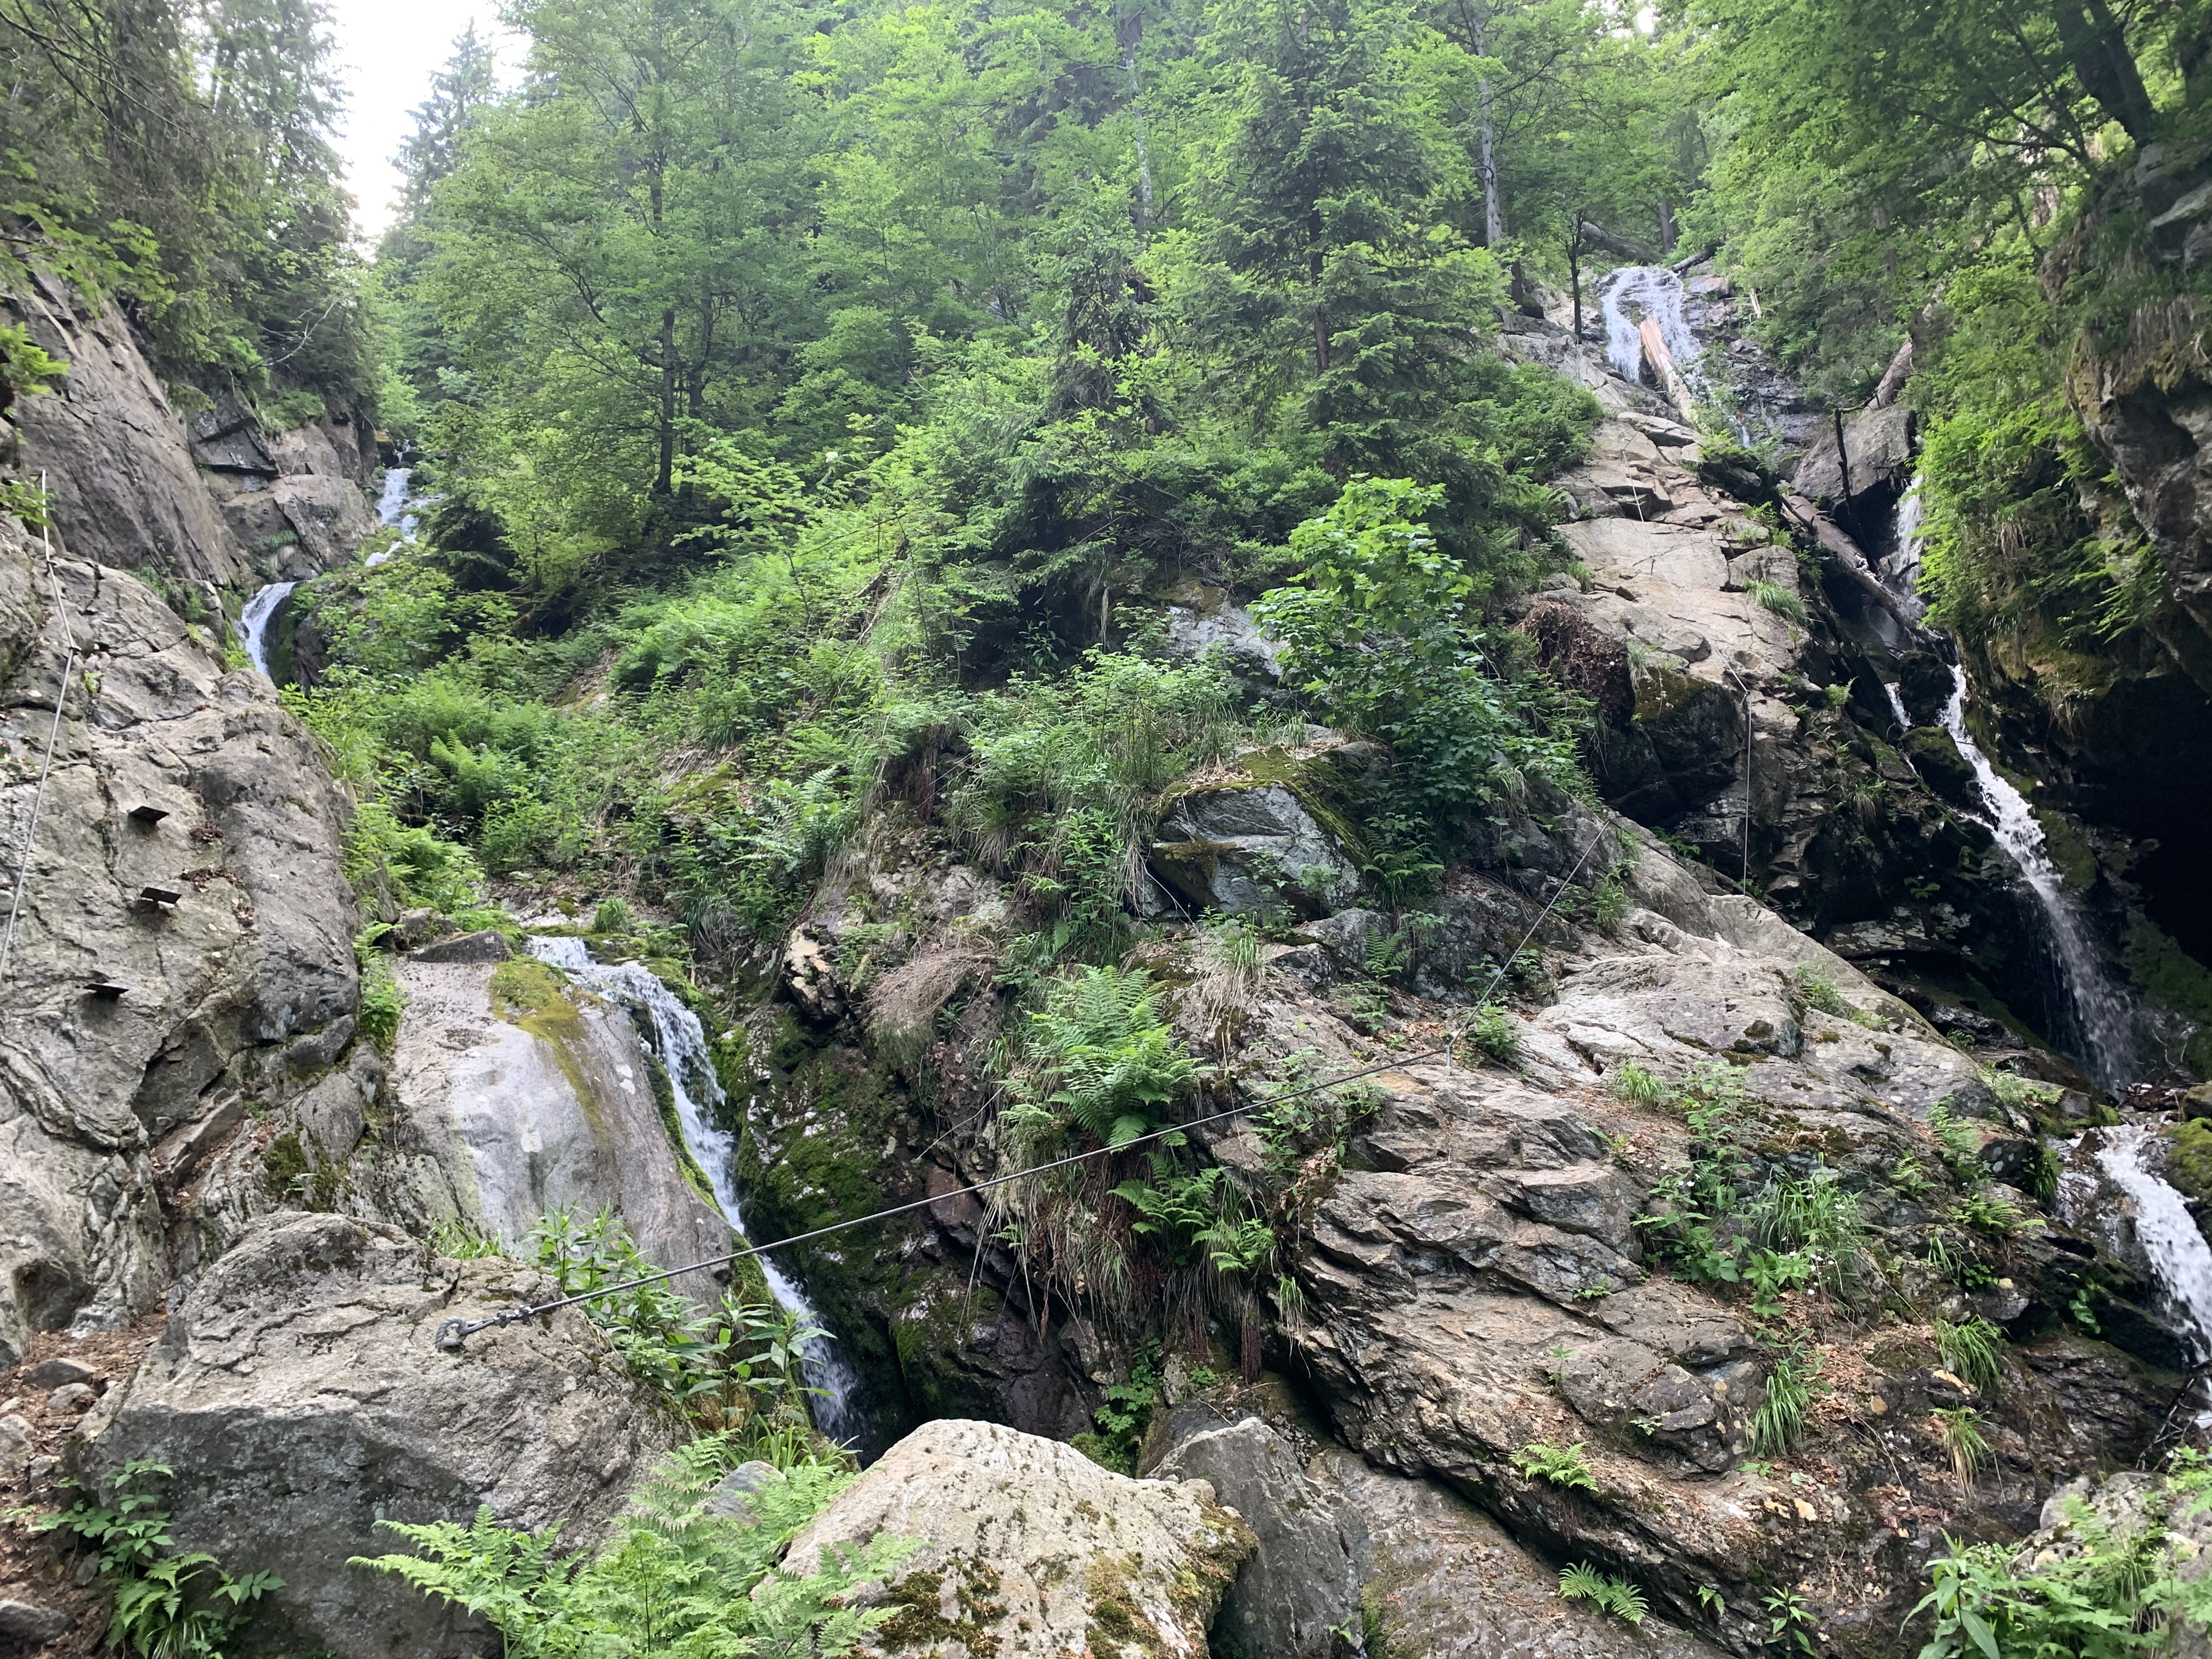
[358,1436,914,1659]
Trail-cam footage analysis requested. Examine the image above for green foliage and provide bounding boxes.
[1513,1441,1597,1492]
[1071,1344,1164,1476]
[354,929,405,1052]
[1934,1316,2007,1395]
[1791,963,1869,1025]
[1254,478,1589,837]
[1611,1062,1672,1105]
[1912,1452,2212,1659]
[358,1438,915,1659]
[1113,1165,1276,1276]
[1751,1340,1821,1458]
[36,1460,280,1659]
[1927,1103,1985,1183]
[528,1210,825,1451]
[1004,967,1207,1154]
[1747,580,1808,625]
[1464,1003,1522,1065]
[1558,1562,1647,1626]
[1934,1406,1994,1487]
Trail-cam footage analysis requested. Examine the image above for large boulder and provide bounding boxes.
[1150,746,1370,919]
[388,952,731,1284]
[780,1418,1256,1658]
[1144,1412,1364,1659]
[0,539,359,1365]
[78,1212,681,1659]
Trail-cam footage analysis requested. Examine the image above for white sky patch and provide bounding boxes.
[326,0,518,239]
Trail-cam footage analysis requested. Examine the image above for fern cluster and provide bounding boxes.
[1559,1562,1647,1625]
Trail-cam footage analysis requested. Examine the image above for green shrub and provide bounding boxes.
[34,1459,281,1659]
[359,1438,914,1658]
[1512,1441,1597,1492]
[1465,1003,1521,1065]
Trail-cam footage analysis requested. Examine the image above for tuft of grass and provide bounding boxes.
[1933,1406,1993,1487]
[1752,1341,1821,1458]
[1748,579,1809,624]
[1512,1441,1598,1492]
[1611,1062,1672,1105]
[1933,1315,2005,1393]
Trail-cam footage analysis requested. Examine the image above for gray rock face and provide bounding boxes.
[1145,1413,1364,1659]
[1792,402,1916,507]
[387,957,730,1284]
[7,273,249,594]
[1153,776,1363,917]
[0,1599,72,1645]
[0,538,359,1366]
[1317,1450,1728,1659]
[81,1212,681,1659]
[780,1418,1256,1659]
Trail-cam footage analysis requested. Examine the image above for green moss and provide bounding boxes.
[2169,1120,2212,1204]
[876,1560,1006,1656]
[1085,1556,1167,1658]
[490,956,601,1113]
[2126,915,2212,1074]
[2030,803,2098,890]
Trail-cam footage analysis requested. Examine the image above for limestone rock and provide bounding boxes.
[81,1212,681,1659]
[1144,1412,1363,1659]
[0,539,359,1366]
[779,1418,1255,1658]
[387,957,730,1283]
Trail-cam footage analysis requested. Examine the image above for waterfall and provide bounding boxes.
[1882,476,1929,618]
[2084,1125,2212,1361]
[524,935,861,1440]
[369,465,422,568]
[1883,681,1911,730]
[1939,667,2136,1090]
[239,580,298,680]
[1598,266,1702,391]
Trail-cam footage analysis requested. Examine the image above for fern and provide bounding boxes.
[1513,1441,1598,1492]
[358,1443,914,1659]
[1017,966,1209,1149]
[1559,1562,1647,1626]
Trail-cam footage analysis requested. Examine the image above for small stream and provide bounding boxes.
[239,579,298,679]
[525,935,861,1441]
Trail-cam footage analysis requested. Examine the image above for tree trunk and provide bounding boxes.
[656,306,677,496]
[1656,197,1677,257]
[2052,0,2157,143]
[1470,16,1501,247]
[1118,5,1153,232]
[1638,318,1698,424]
[1869,336,1914,410]
[1577,219,1654,262]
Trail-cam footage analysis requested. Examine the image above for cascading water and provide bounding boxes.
[239,580,298,679]
[369,464,424,568]
[2078,1124,2212,1362]
[1599,266,1703,392]
[524,935,861,1440]
[1938,667,2136,1090]
[1870,483,2137,1090]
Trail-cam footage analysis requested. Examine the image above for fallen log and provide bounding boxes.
[1638,317,1701,425]
[1578,219,1655,262]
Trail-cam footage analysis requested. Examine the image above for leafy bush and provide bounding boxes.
[1464,1003,1521,1065]
[1912,1451,2212,1659]
[1003,967,1207,1154]
[1253,477,1588,836]
[35,1459,281,1659]
[1559,1562,1646,1625]
[359,1437,915,1659]
[1512,1441,1598,1492]
[528,1211,825,1452]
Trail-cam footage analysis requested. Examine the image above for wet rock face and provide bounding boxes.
[386,956,731,1285]
[80,1212,681,1659]
[780,1418,1255,1659]
[0,539,359,1367]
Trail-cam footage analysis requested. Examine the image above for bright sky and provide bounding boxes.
[326,0,520,238]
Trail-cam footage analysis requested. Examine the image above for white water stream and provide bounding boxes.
[1938,666,2136,1091]
[524,935,860,1440]
[1598,265,1702,390]
[2084,1125,2212,1362]
[239,579,298,679]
